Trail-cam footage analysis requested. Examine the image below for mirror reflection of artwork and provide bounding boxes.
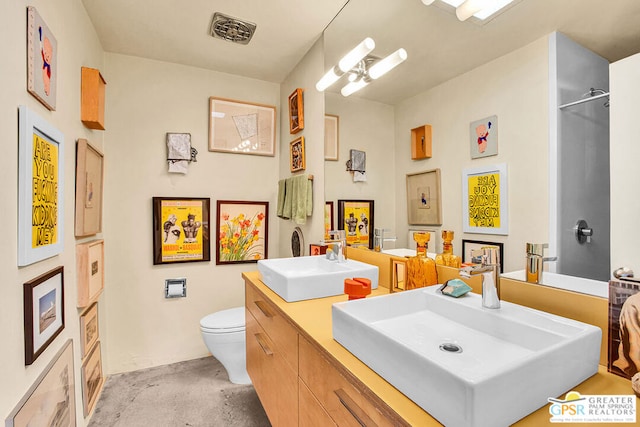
[470,115,498,159]
[27,7,58,111]
[418,187,431,209]
[39,289,57,333]
[608,279,640,390]
[85,175,93,208]
[348,149,366,172]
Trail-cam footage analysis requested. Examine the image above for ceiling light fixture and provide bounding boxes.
[317,38,407,97]
[423,0,516,22]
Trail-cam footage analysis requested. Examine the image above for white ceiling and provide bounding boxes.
[83,0,640,105]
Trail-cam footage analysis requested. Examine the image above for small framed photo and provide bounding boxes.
[324,114,339,161]
[406,168,442,225]
[324,201,334,240]
[23,266,65,365]
[470,115,498,159]
[75,139,104,237]
[290,136,305,172]
[80,302,99,359]
[6,339,76,427]
[461,239,504,272]
[216,200,269,264]
[81,341,104,417]
[152,197,211,265]
[18,105,64,266]
[76,240,104,308]
[27,6,57,110]
[462,163,508,235]
[289,88,304,134]
[209,97,276,156]
[338,200,374,249]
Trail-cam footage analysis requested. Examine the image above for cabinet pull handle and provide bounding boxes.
[334,388,378,427]
[254,300,274,318]
[254,333,273,356]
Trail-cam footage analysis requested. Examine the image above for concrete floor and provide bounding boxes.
[88,356,271,427]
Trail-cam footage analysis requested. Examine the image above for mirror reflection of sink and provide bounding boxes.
[381,248,437,258]
[257,256,378,302]
[501,270,608,298]
[332,285,601,427]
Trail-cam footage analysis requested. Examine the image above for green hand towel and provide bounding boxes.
[277,179,286,218]
[281,178,292,220]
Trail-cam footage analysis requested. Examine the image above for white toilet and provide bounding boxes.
[200,307,251,385]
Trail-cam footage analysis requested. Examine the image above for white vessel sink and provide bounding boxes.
[257,256,378,302]
[332,285,601,427]
[501,270,608,298]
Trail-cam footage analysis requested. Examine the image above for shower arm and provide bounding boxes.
[559,91,610,109]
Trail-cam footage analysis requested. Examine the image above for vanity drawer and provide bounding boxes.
[299,378,336,427]
[299,336,399,427]
[246,281,298,372]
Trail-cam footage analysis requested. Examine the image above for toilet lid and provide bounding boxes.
[200,307,245,333]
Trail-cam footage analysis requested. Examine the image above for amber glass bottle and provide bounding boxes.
[435,230,462,268]
[406,232,438,289]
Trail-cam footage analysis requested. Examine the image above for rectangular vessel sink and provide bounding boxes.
[332,285,601,427]
[257,256,378,302]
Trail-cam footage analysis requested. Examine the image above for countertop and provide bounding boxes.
[243,270,638,426]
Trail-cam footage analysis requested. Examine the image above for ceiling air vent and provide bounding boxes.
[209,12,256,45]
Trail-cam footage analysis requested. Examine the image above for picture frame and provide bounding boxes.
[27,6,57,111]
[324,114,339,161]
[461,240,504,272]
[462,163,508,235]
[208,97,276,156]
[288,88,304,134]
[152,197,211,265]
[77,240,105,308]
[216,200,269,264]
[6,339,76,427]
[391,258,408,293]
[23,266,65,365]
[79,302,99,359]
[406,169,442,226]
[18,105,64,267]
[408,228,439,254]
[324,201,334,240]
[81,341,104,417]
[290,136,305,172]
[75,139,104,237]
[338,200,374,249]
[470,115,498,159]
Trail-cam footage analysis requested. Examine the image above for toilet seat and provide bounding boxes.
[200,307,245,334]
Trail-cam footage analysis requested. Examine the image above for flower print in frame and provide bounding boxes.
[216,200,269,264]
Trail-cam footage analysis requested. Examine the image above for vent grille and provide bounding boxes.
[210,12,256,45]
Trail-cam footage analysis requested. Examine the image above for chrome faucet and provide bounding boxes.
[373,228,397,252]
[525,243,557,284]
[460,247,501,309]
[326,230,346,262]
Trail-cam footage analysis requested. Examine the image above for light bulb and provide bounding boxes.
[337,38,375,73]
[316,68,341,92]
[341,79,369,97]
[368,49,408,80]
[456,0,491,21]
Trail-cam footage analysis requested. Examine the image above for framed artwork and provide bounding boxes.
[75,139,104,237]
[81,341,104,417]
[6,339,75,427]
[324,114,339,161]
[208,97,276,156]
[288,88,304,134]
[462,163,508,235]
[79,302,99,359]
[408,229,439,254]
[27,6,57,110]
[461,240,504,272]
[77,240,105,308]
[290,136,305,172]
[18,105,65,267]
[406,169,442,225]
[216,200,269,264]
[338,200,374,249]
[23,266,65,365]
[391,258,408,293]
[152,197,211,265]
[608,279,640,380]
[470,115,498,159]
[324,201,334,240]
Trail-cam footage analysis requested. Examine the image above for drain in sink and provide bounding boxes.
[439,343,463,353]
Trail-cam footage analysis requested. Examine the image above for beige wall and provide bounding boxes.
[0,0,104,423]
[393,36,550,272]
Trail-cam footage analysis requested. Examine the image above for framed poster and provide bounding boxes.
[23,266,65,365]
[290,136,305,172]
[406,169,442,225]
[208,97,276,156]
[75,139,104,237]
[462,163,508,235]
[324,201,334,240]
[470,115,498,159]
[81,341,104,417]
[6,339,76,427]
[79,302,99,359]
[216,200,269,264]
[76,240,104,308]
[152,197,211,265]
[288,88,304,134]
[27,6,57,111]
[18,105,64,266]
[338,200,374,249]
[324,114,339,161]
[461,240,504,272]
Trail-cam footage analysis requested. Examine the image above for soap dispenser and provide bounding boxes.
[406,232,438,290]
[435,230,462,268]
